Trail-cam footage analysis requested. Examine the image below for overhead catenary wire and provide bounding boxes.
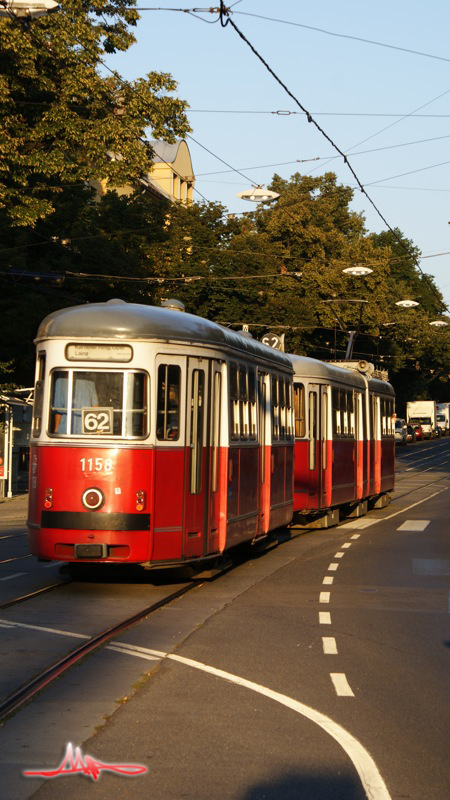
[133,7,450,66]
[217,3,445,302]
[3,5,449,306]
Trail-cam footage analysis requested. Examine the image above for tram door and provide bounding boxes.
[320,386,331,508]
[258,372,270,534]
[355,392,364,499]
[184,358,223,558]
[308,385,330,508]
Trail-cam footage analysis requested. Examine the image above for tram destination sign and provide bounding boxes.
[66,343,133,362]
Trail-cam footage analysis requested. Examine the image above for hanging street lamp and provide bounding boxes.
[342,266,373,277]
[0,0,59,17]
[395,299,420,308]
[236,186,280,202]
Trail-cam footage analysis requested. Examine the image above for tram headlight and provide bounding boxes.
[82,487,105,511]
[136,490,145,511]
[44,488,53,509]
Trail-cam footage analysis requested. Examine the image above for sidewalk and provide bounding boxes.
[0,493,28,526]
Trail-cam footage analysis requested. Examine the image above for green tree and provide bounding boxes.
[0,186,172,383]
[0,0,190,226]
[371,228,445,316]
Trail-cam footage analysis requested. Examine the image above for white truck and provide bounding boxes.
[436,402,450,436]
[406,400,437,439]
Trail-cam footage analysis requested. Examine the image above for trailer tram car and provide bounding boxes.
[290,355,395,527]
[27,299,295,567]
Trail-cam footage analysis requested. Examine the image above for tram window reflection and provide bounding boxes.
[294,383,305,438]
[49,370,147,437]
[157,365,181,441]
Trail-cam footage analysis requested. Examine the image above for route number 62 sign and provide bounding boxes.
[82,408,114,434]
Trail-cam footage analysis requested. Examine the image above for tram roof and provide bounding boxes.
[35,300,293,369]
[288,353,395,395]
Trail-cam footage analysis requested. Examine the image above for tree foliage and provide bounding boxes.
[0,0,190,225]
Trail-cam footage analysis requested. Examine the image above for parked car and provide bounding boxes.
[414,424,424,440]
[406,424,416,443]
[395,418,408,445]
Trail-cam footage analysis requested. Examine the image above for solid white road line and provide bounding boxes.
[0,616,392,798]
[319,612,331,624]
[111,645,391,800]
[330,672,355,697]
[383,490,446,521]
[340,488,447,530]
[397,520,430,532]
[0,619,89,638]
[322,637,338,654]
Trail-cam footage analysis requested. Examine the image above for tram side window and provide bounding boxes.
[286,378,294,438]
[239,366,249,439]
[271,375,279,441]
[278,377,286,438]
[294,383,306,438]
[380,398,394,438]
[32,352,46,437]
[348,391,355,436]
[332,387,340,436]
[229,363,239,440]
[341,390,348,435]
[248,368,257,440]
[157,365,180,441]
[128,372,148,436]
[388,400,394,435]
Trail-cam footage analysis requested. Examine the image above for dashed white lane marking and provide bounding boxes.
[0,572,26,581]
[319,612,331,624]
[323,576,334,585]
[328,563,339,571]
[342,543,352,549]
[43,561,65,568]
[319,592,331,603]
[111,644,391,800]
[334,552,345,558]
[339,518,378,529]
[322,637,338,654]
[397,520,430,532]
[351,534,361,540]
[330,673,355,697]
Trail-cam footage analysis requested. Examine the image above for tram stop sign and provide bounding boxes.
[261,332,285,351]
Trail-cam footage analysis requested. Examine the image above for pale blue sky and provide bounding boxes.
[107,1,450,311]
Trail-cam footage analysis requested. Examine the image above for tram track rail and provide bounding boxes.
[0,578,72,610]
[0,581,198,722]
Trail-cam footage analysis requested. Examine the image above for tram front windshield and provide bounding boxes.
[48,370,147,437]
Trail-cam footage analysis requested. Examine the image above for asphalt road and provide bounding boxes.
[0,438,448,800]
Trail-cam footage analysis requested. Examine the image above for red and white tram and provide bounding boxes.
[290,356,395,527]
[27,299,295,567]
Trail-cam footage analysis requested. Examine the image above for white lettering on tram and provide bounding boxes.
[80,458,113,474]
